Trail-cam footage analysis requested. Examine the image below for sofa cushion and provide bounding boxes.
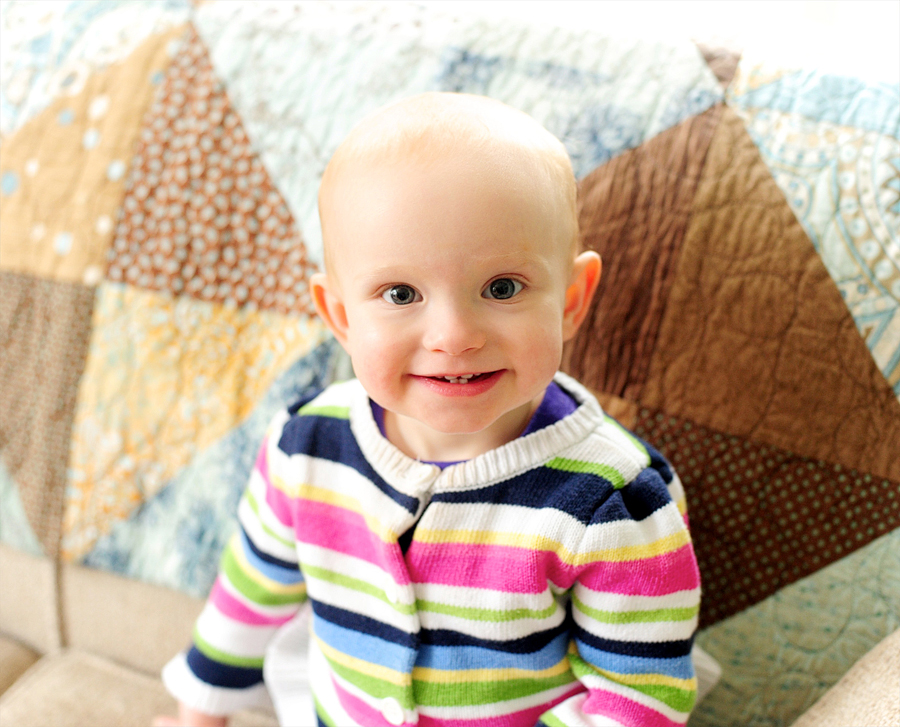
[790,627,900,727]
[0,544,61,654]
[0,649,278,727]
[61,562,204,676]
[0,633,40,695]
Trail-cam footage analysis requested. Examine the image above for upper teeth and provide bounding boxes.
[443,374,475,383]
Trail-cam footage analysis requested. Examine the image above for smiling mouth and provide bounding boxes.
[426,372,496,385]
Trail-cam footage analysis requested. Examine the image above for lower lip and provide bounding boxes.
[412,370,504,397]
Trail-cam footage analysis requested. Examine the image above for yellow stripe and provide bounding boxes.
[315,635,411,687]
[413,657,572,684]
[271,478,395,543]
[414,528,690,565]
[231,535,306,596]
[568,643,697,691]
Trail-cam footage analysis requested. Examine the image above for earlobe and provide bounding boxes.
[562,251,602,341]
[310,272,350,346]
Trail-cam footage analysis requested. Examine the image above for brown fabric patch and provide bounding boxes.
[693,41,742,89]
[635,408,900,627]
[0,272,95,558]
[106,26,315,316]
[563,105,722,400]
[641,106,900,482]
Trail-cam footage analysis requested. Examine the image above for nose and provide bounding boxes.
[421,299,486,355]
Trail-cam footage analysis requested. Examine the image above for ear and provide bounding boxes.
[562,250,602,341]
[310,272,350,347]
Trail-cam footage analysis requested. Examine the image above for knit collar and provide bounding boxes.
[347,371,605,498]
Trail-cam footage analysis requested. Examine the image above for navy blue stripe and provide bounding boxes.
[432,465,672,525]
[186,646,263,689]
[577,467,673,526]
[240,521,299,571]
[311,599,419,650]
[642,437,674,485]
[574,624,694,659]
[420,620,568,653]
[279,414,420,515]
[431,468,616,524]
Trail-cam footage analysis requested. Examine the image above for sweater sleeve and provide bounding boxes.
[538,464,700,727]
[162,415,308,716]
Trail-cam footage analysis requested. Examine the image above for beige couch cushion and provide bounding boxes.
[0,649,278,727]
[61,562,204,676]
[0,544,60,653]
[790,627,900,727]
[0,633,40,695]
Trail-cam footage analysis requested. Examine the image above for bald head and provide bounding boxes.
[318,93,578,279]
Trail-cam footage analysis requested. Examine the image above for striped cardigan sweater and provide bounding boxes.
[163,373,700,727]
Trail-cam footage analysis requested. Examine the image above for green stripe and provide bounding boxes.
[313,695,336,727]
[538,712,569,727]
[221,544,306,607]
[323,653,414,708]
[413,671,576,707]
[415,599,557,623]
[546,457,626,489]
[193,629,264,669]
[304,564,416,615]
[244,490,295,549]
[299,404,350,419]
[572,593,698,624]
[569,652,695,713]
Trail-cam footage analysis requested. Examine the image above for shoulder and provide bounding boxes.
[273,379,366,457]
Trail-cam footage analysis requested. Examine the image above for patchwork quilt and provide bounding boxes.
[1,2,897,725]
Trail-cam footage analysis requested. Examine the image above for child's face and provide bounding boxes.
[313,153,599,458]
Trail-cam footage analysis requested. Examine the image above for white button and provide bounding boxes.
[381,696,405,725]
[384,583,398,604]
[410,465,438,488]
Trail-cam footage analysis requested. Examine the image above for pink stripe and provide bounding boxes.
[332,677,415,727]
[417,684,584,727]
[296,499,410,585]
[584,688,685,727]
[209,579,294,627]
[263,473,295,529]
[408,542,698,596]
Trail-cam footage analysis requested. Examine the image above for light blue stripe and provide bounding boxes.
[314,615,415,673]
[416,633,569,671]
[577,642,695,680]
[239,530,303,585]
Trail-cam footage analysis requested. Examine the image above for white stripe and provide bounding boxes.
[196,602,283,658]
[298,542,400,603]
[571,602,698,643]
[413,580,559,613]
[428,499,687,554]
[574,584,701,613]
[242,473,299,553]
[548,692,628,726]
[578,501,689,555]
[305,573,419,634]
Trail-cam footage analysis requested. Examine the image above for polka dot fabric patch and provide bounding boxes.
[106,26,315,317]
[635,408,900,627]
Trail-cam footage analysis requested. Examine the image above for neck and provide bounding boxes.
[383,395,543,462]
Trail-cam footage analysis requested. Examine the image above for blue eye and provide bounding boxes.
[483,278,523,300]
[382,285,419,305]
